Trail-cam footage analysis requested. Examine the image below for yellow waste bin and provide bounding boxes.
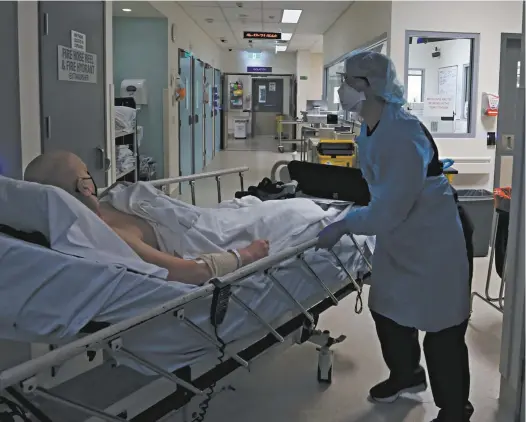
[316,139,357,167]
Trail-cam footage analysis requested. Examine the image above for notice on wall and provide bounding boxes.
[71,30,86,52]
[269,82,276,91]
[258,85,267,103]
[57,45,97,84]
[423,96,454,117]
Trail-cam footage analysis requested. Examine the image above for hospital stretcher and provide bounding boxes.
[0,167,373,422]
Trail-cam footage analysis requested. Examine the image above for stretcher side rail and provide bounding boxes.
[0,237,337,392]
[99,166,249,205]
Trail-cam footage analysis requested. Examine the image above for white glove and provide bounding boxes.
[316,220,348,251]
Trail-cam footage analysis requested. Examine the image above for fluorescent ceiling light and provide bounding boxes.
[281,9,302,24]
[276,45,287,52]
[122,8,132,12]
[281,33,292,41]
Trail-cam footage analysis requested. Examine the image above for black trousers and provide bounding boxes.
[371,311,472,421]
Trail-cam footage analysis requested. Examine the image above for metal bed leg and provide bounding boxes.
[471,212,505,313]
[215,176,222,203]
[34,387,127,422]
[348,234,373,272]
[238,172,244,191]
[329,250,362,293]
[297,256,338,305]
[179,315,249,368]
[115,348,204,396]
[189,181,196,205]
[230,293,285,342]
[265,271,315,323]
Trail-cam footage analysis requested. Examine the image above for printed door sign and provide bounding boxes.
[71,30,86,52]
[57,45,97,83]
[269,82,276,91]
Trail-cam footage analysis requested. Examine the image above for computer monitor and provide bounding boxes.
[306,100,328,111]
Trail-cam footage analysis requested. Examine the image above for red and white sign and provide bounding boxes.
[423,96,454,117]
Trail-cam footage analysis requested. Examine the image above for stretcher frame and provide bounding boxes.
[0,167,372,422]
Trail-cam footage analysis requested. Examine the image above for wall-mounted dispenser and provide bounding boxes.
[482,92,499,117]
[121,79,148,106]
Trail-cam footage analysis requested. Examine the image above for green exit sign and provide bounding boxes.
[300,75,308,80]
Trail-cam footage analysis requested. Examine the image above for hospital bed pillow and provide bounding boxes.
[0,176,167,278]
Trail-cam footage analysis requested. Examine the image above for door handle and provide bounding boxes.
[502,134,515,150]
[45,116,51,139]
[96,147,111,171]
[189,115,193,125]
[195,115,199,124]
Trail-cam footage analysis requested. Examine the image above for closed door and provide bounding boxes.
[193,59,205,173]
[39,1,107,187]
[495,34,522,188]
[178,50,193,181]
[214,68,221,153]
[204,65,214,165]
[0,1,21,179]
[251,78,284,137]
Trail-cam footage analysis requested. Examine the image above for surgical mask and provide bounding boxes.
[75,172,98,197]
[338,83,366,113]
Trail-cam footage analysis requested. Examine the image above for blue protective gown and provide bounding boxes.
[345,104,470,332]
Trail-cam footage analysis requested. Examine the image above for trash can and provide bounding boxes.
[457,189,494,257]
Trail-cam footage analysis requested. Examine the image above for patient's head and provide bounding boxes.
[24,151,100,215]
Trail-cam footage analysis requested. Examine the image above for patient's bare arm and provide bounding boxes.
[113,227,269,285]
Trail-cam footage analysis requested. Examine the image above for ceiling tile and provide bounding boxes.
[230,22,264,31]
[180,6,226,22]
[179,1,219,7]
[260,23,296,33]
[218,1,263,9]
[261,8,283,23]
[221,6,262,22]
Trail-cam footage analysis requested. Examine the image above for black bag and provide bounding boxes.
[287,160,371,206]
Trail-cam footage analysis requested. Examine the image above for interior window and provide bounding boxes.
[407,69,424,103]
[406,34,477,136]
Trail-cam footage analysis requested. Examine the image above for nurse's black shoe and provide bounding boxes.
[369,367,427,403]
[430,402,474,422]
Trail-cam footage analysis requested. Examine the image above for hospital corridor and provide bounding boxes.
[0,1,524,422]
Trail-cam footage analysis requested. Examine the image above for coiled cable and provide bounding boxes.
[192,326,226,422]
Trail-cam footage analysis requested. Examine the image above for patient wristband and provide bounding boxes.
[228,249,243,269]
[197,252,240,278]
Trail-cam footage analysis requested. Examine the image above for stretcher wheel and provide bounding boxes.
[278,146,285,153]
[317,364,333,383]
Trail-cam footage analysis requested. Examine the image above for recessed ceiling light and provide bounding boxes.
[281,9,302,24]
[122,8,132,12]
[276,45,287,52]
[281,33,292,41]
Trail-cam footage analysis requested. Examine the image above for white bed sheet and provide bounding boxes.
[0,225,372,376]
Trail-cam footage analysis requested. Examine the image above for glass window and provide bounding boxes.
[407,69,424,103]
[406,33,478,137]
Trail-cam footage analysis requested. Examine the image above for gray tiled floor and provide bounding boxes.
[170,150,508,422]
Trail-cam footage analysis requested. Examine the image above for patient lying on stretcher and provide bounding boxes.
[24,152,270,285]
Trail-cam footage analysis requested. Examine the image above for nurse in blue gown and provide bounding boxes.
[317,52,473,422]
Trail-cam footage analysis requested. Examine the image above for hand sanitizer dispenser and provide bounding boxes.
[121,79,148,106]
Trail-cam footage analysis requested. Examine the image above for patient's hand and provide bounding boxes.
[238,240,269,266]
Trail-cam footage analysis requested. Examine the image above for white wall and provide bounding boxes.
[390,0,523,189]
[149,1,222,181]
[296,51,324,118]
[220,50,296,74]
[323,1,392,65]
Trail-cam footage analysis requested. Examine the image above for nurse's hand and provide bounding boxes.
[316,220,348,251]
